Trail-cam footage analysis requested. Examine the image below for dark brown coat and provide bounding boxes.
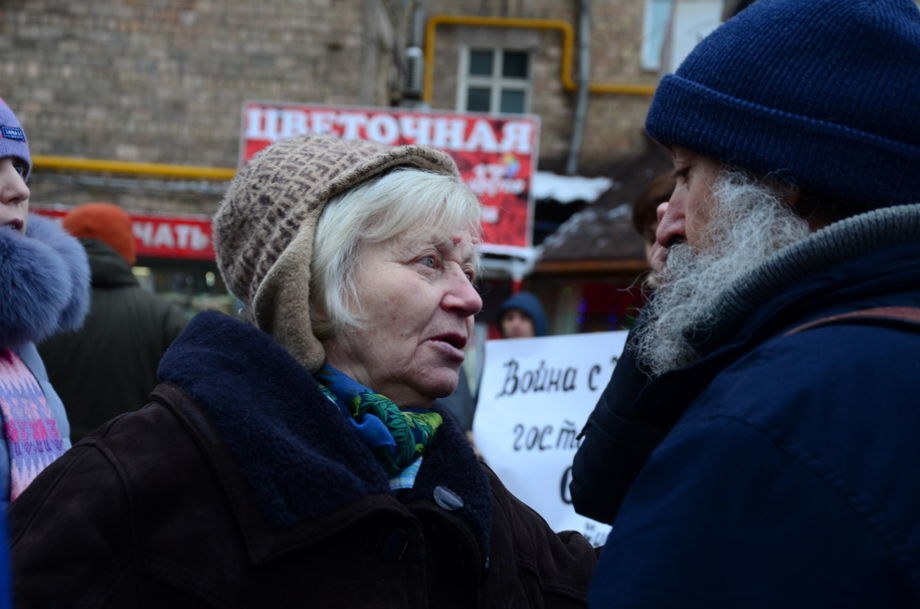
[10,312,596,608]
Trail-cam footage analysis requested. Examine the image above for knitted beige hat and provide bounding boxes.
[213,133,458,371]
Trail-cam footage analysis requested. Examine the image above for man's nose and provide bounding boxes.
[655,200,685,249]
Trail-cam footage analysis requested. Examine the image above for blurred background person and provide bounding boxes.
[10,134,596,607]
[39,202,187,442]
[0,99,89,507]
[631,172,675,283]
[496,291,548,339]
[434,358,477,435]
[570,171,674,524]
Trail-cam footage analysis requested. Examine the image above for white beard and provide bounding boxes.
[633,170,811,377]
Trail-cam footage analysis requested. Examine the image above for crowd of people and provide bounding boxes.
[0,0,918,606]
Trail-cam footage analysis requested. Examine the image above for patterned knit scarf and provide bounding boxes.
[0,349,66,500]
[314,365,442,475]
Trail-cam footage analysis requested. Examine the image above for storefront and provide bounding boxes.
[32,205,237,319]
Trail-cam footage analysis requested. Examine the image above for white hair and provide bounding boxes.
[633,168,811,377]
[310,168,481,339]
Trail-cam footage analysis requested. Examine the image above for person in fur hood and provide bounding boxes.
[0,98,89,507]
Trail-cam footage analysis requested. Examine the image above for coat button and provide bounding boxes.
[433,485,464,511]
[374,528,409,562]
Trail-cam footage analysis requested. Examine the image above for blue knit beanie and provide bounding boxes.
[498,291,548,337]
[0,99,30,180]
[646,0,920,208]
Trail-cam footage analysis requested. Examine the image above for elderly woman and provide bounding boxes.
[9,135,596,608]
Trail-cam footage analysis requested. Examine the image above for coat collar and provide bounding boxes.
[640,237,920,432]
[0,214,90,349]
[156,311,491,561]
[688,203,920,358]
[81,238,138,288]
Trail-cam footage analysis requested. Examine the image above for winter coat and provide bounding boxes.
[570,325,660,525]
[39,238,187,441]
[0,215,89,505]
[10,310,596,609]
[584,204,920,608]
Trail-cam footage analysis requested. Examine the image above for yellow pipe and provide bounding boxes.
[423,14,656,105]
[32,155,237,180]
[34,14,655,183]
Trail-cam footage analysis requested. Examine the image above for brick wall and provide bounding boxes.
[424,0,655,173]
[1,0,404,213]
[1,0,655,215]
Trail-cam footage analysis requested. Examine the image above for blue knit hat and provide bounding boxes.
[646,0,920,208]
[497,291,548,337]
[0,99,30,180]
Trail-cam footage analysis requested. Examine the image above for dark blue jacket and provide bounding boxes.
[586,205,920,607]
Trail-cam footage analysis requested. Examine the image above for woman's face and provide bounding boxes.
[323,227,482,408]
[0,157,30,233]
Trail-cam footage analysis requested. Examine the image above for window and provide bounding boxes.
[458,47,530,114]
[641,0,673,71]
[643,0,726,72]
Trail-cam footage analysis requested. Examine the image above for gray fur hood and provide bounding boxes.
[0,214,90,349]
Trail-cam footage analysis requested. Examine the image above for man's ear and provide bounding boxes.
[787,188,831,232]
[763,178,821,232]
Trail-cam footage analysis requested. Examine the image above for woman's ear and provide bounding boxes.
[309,299,333,341]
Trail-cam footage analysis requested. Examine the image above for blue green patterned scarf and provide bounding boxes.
[314,365,443,475]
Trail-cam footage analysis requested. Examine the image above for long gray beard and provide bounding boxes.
[633,170,811,378]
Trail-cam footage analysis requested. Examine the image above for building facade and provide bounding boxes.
[0,0,724,325]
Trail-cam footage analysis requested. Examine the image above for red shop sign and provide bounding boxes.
[32,207,215,261]
[240,101,541,250]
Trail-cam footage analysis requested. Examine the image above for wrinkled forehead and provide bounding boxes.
[668,145,717,166]
[388,225,480,261]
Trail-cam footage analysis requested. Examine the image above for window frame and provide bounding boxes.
[457,45,532,115]
[641,0,673,71]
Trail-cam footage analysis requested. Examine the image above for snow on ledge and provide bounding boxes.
[531,172,615,204]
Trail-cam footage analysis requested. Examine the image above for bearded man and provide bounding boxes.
[571,0,920,607]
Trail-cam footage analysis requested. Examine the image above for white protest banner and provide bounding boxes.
[473,331,628,546]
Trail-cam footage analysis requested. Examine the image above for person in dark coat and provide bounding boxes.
[574,0,920,607]
[434,365,476,433]
[10,134,597,608]
[39,202,187,441]
[497,291,548,338]
[630,171,674,285]
[570,173,674,524]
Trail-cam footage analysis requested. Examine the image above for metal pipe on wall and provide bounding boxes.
[566,0,591,175]
[423,15,655,105]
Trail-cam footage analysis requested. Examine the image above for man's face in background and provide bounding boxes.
[501,309,535,339]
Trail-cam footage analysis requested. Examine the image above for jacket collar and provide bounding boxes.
[156,311,491,561]
[689,203,920,358]
[0,214,90,349]
[81,238,138,288]
[640,233,920,432]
